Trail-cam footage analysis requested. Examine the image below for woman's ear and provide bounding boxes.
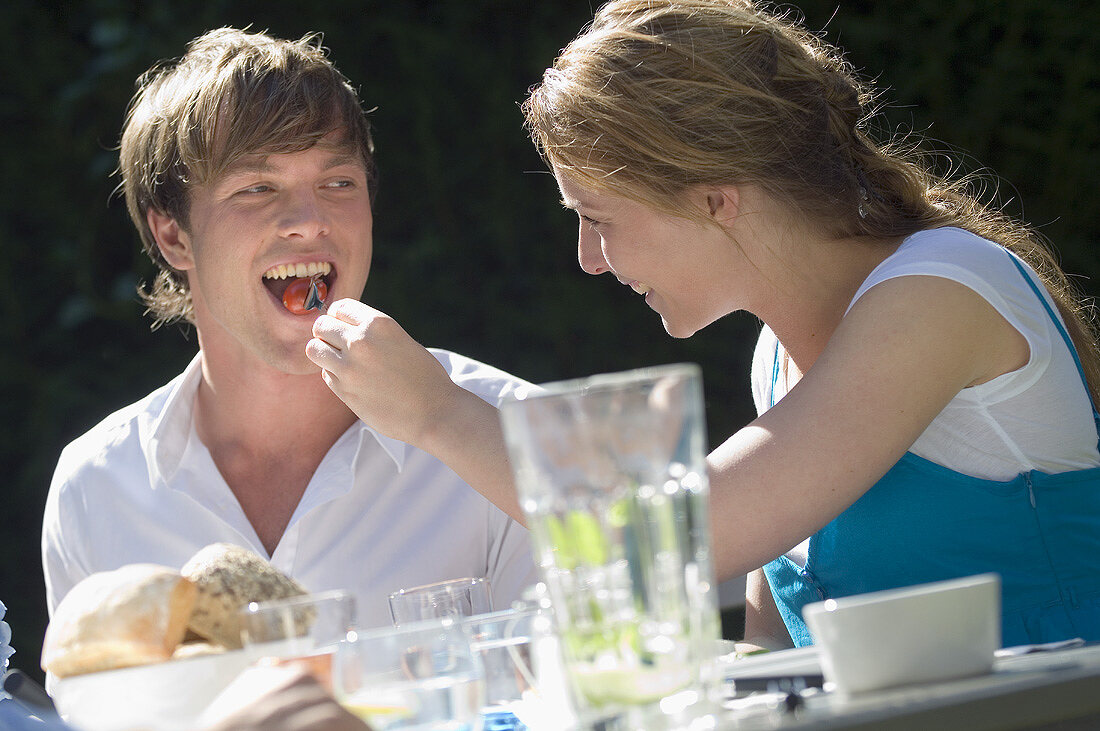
[146,209,194,271]
[705,186,740,226]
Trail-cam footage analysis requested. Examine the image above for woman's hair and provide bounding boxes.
[119,28,377,326]
[523,0,1100,403]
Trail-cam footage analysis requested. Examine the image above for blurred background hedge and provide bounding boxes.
[2,0,1097,684]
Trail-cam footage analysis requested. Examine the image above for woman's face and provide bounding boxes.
[555,171,743,338]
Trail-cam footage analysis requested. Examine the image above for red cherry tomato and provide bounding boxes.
[282,277,327,314]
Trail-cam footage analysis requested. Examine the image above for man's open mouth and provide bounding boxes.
[262,261,334,303]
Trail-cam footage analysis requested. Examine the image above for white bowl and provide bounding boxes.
[51,648,261,731]
[802,573,1000,695]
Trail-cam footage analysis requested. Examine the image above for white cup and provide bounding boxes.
[802,573,1001,695]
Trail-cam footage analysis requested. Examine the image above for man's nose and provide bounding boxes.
[277,189,330,240]
[577,223,608,275]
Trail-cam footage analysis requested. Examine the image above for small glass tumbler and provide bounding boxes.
[239,590,356,690]
[333,618,485,731]
[389,577,493,626]
[465,609,541,731]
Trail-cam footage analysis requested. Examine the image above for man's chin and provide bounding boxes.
[248,343,325,379]
[280,354,327,378]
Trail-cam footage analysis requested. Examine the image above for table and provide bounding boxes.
[717,643,1100,730]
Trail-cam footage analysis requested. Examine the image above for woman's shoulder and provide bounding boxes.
[890,226,1009,269]
[850,227,1024,313]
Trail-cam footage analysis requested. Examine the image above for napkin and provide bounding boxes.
[994,637,1085,657]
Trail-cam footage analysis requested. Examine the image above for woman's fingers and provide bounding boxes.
[311,313,348,351]
[327,297,378,325]
[318,366,337,387]
[306,331,343,376]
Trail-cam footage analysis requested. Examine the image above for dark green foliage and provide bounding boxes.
[2,0,1096,684]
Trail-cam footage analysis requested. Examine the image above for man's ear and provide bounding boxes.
[146,208,194,271]
[705,186,740,227]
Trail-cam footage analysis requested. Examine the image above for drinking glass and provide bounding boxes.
[389,577,493,626]
[332,618,484,731]
[239,590,356,689]
[464,609,540,731]
[499,364,720,716]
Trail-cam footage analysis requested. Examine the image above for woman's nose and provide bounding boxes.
[577,223,608,275]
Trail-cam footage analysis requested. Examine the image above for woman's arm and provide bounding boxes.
[308,299,524,523]
[310,275,1027,576]
[742,568,794,650]
[707,275,1028,580]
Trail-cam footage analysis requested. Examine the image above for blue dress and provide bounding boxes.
[763,254,1100,647]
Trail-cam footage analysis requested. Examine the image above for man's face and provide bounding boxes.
[166,141,373,375]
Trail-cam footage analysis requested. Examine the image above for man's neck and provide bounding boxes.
[191,347,360,556]
[193,350,358,458]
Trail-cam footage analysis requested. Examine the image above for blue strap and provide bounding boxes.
[770,338,781,408]
[1005,252,1100,419]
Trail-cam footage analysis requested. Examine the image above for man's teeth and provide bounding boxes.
[630,281,651,295]
[262,261,332,279]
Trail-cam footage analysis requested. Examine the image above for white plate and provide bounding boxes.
[718,645,822,679]
[52,648,260,731]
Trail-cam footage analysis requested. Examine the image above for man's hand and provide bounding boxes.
[307,299,459,446]
[205,667,368,731]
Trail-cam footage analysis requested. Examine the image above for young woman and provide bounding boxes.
[309,0,1100,647]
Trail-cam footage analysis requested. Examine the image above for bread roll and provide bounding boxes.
[42,564,196,677]
[182,543,307,649]
[171,641,227,660]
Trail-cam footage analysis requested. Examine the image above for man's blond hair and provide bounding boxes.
[119,27,376,325]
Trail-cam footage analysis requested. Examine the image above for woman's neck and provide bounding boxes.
[747,222,904,372]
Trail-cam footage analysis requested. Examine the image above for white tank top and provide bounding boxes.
[751,228,1100,565]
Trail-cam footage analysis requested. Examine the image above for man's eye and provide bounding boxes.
[325,179,355,189]
[239,184,273,195]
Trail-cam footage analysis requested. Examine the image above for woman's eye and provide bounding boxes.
[580,213,602,227]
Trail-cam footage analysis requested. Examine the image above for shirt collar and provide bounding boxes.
[141,353,409,489]
[142,354,203,489]
[352,421,408,472]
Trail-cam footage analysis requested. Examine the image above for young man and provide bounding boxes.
[41,28,535,629]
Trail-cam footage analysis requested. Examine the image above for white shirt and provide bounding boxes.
[751,227,1100,565]
[42,349,538,631]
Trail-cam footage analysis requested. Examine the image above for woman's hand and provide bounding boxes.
[307,299,458,446]
[307,298,526,525]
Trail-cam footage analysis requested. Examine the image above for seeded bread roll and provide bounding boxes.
[42,564,197,678]
[181,543,307,649]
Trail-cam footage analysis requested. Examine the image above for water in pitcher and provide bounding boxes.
[527,463,719,708]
